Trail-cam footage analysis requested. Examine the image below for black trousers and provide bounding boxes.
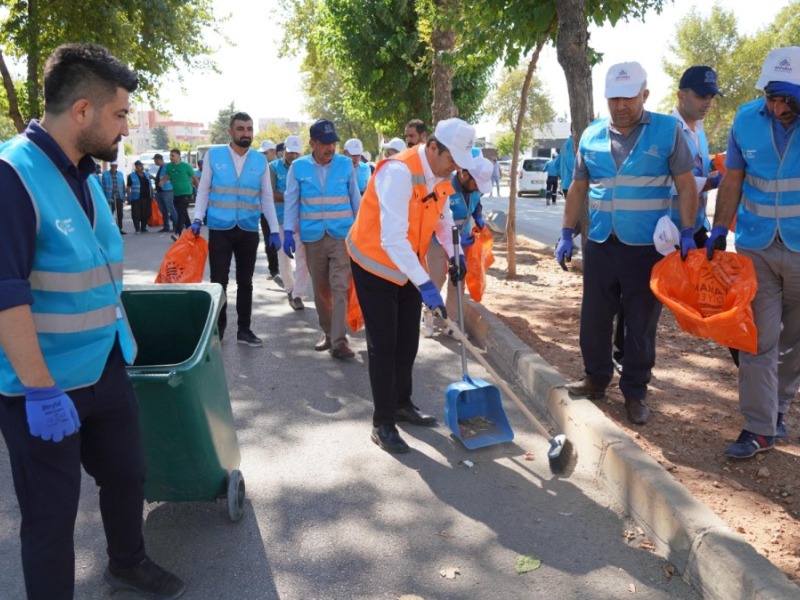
[259,214,280,276]
[209,226,260,336]
[131,197,152,232]
[351,260,421,426]
[0,342,147,599]
[109,197,124,229]
[580,238,663,402]
[546,176,559,202]
[173,195,192,235]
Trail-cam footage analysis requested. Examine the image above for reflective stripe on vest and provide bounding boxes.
[129,173,141,200]
[292,154,356,242]
[347,147,453,285]
[580,113,676,245]
[206,146,265,232]
[732,98,800,251]
[0,136,136,396]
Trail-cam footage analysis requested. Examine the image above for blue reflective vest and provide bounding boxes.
[270,158,289,224]
[545,159,559,177]
[580,113,676,245]
[292,154,356,241]
[448,174,481,227]
[560,137,575,191]
[733,99,800,251]
[670,120,709,232]
[0,137,136,395]
[206,146,266,232]
[157,164,172,191]
[127,172,151,201]
[101,169,125,200]
[356,161,371,193]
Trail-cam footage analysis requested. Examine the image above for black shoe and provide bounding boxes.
[315,334,331,351]
[331,343,355,359]
[395,404,437,426]
[104,557,186,600]
[371,425,410,453]
[120,230,127,235]
[565,376,607,400]
[625,399,650,425]
[170,233,178,242]
[141,228,148,233]
[288,293,304,311]
[236,329,263,347]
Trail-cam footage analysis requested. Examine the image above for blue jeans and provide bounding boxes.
[156,190,177,230]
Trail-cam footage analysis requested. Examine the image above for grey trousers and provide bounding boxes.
[304,234,351,347]
[737,239,800,435]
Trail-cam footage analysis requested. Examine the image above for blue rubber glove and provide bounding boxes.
[419,280,446,319]
[555,228,574,270]
[283,230,295,258]
[679,226,697,261]
[448,254,467,285]
[705,225,728,260]
[189,219,202,236]
[460,229,475,248]
[707,172,722,189]
[764,81,800,114]
[473,203,485,230]
[23,384,80,442]
[268,232,281,251]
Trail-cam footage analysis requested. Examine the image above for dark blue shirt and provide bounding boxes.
[0,120,98,311]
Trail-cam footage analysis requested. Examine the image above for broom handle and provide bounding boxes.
[452,226,469,377]
[442,314,553,440]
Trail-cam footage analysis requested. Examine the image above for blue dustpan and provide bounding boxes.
[444,226,514,450]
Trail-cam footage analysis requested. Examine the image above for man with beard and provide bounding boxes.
[270,135,310,310]
[191,112,281,346]
[283,119,361,358]
[0,43,185,599]
[404,118,427,148]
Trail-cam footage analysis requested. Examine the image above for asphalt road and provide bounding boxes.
[0,215,699,599]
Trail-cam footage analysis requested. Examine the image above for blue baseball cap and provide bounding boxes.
[309,119,339,144]
[679,66,721,96]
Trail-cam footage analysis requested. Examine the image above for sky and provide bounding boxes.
[156,0,788,131]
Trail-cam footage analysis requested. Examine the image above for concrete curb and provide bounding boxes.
[464,299,800,600]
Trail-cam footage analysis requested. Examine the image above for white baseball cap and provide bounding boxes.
[433,118,476,170]
[653,215,680,256]
[259,140,276,153]
[604,61,647,98]
[381,137,406,154]
[110,161,118,166]
[468,156,493,195]
[343,138,364,156]
[756,46,800,90]
[284,136,303,154]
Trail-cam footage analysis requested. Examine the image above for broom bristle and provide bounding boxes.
[547,434,574,475]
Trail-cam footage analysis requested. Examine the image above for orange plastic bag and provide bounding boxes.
[148,199,163,227]
[650,249,757,353]
[154,230,208,284]
[464,225,495,302]
[347,279,364,333]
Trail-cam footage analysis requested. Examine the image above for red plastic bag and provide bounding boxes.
[148,199,163,227]
[347,279,364,333]
[464,225,495,302]
[154,230,208,284]
[650,249,757,353]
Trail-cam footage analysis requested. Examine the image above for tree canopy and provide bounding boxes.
[484,66,555,148]
[0,0,223,131]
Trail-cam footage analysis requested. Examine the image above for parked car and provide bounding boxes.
[498,159,511,179]
[517,157,549,198]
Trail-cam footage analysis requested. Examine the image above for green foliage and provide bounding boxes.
[279,0,494,136]
[152,125,170,150]
[484,67,556,136]
[495,130,530,157]
[208,102,237,144]
[253,123,293,147]
[0,0,224,122]
[662,2,800,152]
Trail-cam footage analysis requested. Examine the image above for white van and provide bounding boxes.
[517,157,549,198]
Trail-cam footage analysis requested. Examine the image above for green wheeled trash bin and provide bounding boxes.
[121,283,245,522]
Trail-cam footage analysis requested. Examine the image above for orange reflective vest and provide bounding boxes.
[347,147,454,285]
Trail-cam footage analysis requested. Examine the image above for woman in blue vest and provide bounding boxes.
[0,43,184,599]
[555,61,698,426]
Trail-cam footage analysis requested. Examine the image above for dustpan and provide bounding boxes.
[444,227,514,449]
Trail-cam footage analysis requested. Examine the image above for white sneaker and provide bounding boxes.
[421,309,434,338]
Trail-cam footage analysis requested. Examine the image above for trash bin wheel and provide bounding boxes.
[227,469,245,522]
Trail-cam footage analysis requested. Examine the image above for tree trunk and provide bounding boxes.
[556,0,593,243]
[430,0,457,123]
[26,0,41,120]
[507,38,548,279]
[0,49,27,133]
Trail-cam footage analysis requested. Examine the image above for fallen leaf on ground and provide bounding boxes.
[439,567,460,579]
[399,596,424,600]
[639,540,656,551]
[623,529,636,541]
[436,531,454,539]
[523,451,535,461]
[515,554,542,574]
[663,563,676,579]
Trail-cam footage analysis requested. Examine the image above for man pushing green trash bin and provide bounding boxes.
[0,43,185,600]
